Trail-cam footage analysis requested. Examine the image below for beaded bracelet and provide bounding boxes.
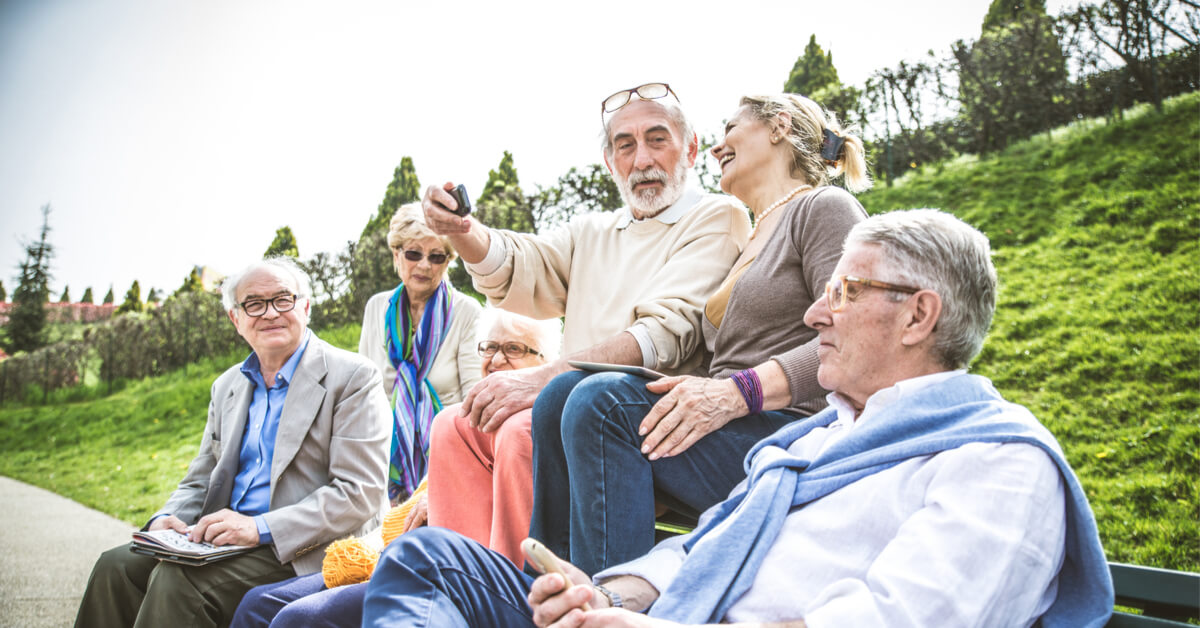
[730,368,764,415]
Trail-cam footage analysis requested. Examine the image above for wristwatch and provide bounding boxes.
[594,583,623,609]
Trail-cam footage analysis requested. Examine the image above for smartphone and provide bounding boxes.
[447,184,472,217]
[521,538,591,610]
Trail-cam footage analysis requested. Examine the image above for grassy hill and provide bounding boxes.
[0,93,1196,571]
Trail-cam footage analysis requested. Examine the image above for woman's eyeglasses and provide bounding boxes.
[402,250,448,265]
[477,341,543,360]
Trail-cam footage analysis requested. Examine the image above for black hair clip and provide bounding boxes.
[821,128,846,164]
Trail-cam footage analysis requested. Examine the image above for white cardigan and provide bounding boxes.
[357,286,483,406]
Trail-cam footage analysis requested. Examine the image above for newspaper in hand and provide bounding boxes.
[131,528,254,563]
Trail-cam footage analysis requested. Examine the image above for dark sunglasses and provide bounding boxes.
[402,250,448,265]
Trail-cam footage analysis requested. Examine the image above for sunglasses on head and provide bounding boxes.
[402,250,448,265]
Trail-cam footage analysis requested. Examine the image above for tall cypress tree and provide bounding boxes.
[59,286,70,303]
[5,205,54,353]
[264,226,300,258]
[80,286,94,304]
[102,285,115,305]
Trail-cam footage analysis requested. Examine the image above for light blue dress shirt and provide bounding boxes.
[230,330,312,544]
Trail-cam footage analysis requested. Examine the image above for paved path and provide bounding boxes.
[0,476,133,628]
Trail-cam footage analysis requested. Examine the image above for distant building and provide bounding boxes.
[0,302,118,326]
[197,265,225,292]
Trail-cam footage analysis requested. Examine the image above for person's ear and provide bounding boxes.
[227,308,238,327]
[900,290,941,347]
[603,151,613,175]
[685,132,699,167]
[774,112,792,143]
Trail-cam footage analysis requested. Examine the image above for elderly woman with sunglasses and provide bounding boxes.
[358,202,483,506]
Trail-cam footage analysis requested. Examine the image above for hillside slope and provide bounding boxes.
[861,92,1199,570]
[0,95,1196,571]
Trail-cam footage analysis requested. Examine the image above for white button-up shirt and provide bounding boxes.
[601,371,1068,627]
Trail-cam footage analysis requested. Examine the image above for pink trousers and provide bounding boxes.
[427,404,533,566]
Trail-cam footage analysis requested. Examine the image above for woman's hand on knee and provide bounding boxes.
[639,376,744,460]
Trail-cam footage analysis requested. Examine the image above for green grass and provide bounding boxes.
[860,93,1199,571]
[0,94,1197,572]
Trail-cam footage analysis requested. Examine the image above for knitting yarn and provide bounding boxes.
[321,537,380,588]
[382,478,429,545]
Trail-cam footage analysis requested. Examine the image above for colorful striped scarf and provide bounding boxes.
[384,281,453,502]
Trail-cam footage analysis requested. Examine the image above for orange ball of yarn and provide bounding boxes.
[382,480,429,546]
[321,537,380,588]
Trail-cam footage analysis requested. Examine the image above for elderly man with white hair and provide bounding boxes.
[359,209,1113,628]
[75,257,391,628]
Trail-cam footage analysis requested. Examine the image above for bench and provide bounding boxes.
[1107,562,1200,627]
[654,517,1199,625]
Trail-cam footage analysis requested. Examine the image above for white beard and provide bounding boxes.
[615,153,690,218]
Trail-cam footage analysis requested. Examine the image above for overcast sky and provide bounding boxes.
[0,0,1072,300]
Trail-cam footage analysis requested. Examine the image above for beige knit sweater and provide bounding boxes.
[470,192,749,375]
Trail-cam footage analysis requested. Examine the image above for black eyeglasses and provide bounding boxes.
[402,250,448,265]
[824,275,921,313]
[238,294,302,317]
[601,82,679,116]
[477,341,543,360]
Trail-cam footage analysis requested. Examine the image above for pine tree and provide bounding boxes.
[5,205,54,353]
[117,280,143,314]
[0,280,7,303]
[350,157,423,314]
[174,267,204,297]
[784,35,841,95]
[80,286,94,304]
[264,226,300,258]
[59,286,70,303]
[146,287,161,304]
[103,286,115,305]
[361,157,421,237]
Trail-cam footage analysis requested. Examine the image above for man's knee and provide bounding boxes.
[531,371,589,434]
[560,373,646,443]
[379,527,477,573]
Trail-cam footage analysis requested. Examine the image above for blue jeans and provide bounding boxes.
[230,572,365,628]
[362,527,536,627]
[529,371,798,574]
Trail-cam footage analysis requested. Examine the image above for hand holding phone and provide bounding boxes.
[447,184,472,216]
[522,537,591,611]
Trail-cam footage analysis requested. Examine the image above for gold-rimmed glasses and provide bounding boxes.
[824,275,920,312]
[477,341,543,360]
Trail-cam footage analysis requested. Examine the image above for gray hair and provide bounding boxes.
[845,209,996,369]
[601,98,696,161]
[739,93,872,193]
[475,306,563,361]
[220,256,313,311]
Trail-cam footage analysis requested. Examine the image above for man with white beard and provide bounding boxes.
[424,83,747,424]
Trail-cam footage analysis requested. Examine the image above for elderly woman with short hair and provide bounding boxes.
[358,203,483,506]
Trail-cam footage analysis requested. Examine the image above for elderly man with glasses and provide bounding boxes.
[75,257,392,628]
[358,209,1113,628]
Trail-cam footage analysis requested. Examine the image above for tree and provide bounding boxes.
[362,157,421,237]
[784,35,841,95]
[528,164,623,232]
[59,286,70,303]
[0,280,6,303]
[264,226,299,258]
[117,280,143,314]
[146,287,161,304]
[1062,0,1197,113]
[350,157,423,315]
[5,205,54,353]
[474,152,535,234]
[80,286,94,304]
[174,267,204,297]
[953,0,1070,151]
[103,285,114,305]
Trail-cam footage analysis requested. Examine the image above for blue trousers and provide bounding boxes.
[528,371,798,574]
[362,527,536,627]
[230,572,364,628]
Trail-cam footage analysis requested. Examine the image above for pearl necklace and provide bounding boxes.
[750,184,812,240]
